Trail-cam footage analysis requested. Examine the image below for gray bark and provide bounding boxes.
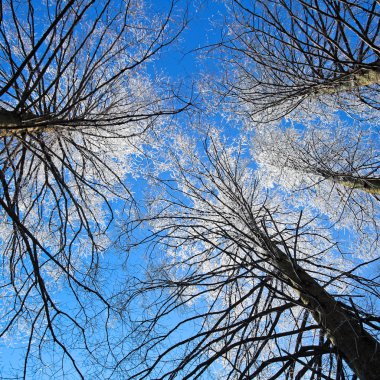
[0,109,21,126]
[259,232,380,380]
[334,175,380,196]
[0,109,54,137]
[312,62,380,96]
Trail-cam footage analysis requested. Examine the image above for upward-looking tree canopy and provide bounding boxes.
[0,0,187,378]
[220,0,380,122]
[1,0,380,379]
[0,0,186,131]
[118,130,380,380]
[252,122,380,245]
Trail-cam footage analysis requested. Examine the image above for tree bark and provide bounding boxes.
[312,61,380,96]
[0,109,55,137]
[315,169,380,197]
[260,233,380,380]
[333,176,380,196]
[0,109,22,126]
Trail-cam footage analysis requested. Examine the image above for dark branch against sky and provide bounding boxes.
[0,1,379,379]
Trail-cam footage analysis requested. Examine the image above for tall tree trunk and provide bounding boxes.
[259,232,380,380]
[0,109,22,126]
[0,109,54,137]
[333,175,380,196]
[312,61,380,96]
[316,169,380,197]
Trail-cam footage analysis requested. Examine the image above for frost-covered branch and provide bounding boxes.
[0,0,188,378]
[217,0,380,122]
[117,131,380,379]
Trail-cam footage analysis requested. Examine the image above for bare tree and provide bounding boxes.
[251,122,380,246]
[0,1,188,378]
[217,0,380,122]
[118,132,380,380]
[0,0,188,133]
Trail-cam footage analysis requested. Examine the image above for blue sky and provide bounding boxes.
[153,1,226,78]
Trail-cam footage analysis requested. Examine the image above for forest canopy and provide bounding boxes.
[0,1,379,379]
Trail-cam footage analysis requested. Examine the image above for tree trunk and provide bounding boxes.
[0,109,22,126]
[259,233,380,380]
[316,169,380,196]
[0,109,54,137]
[312,61,380,96]
[334,175,380,196]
